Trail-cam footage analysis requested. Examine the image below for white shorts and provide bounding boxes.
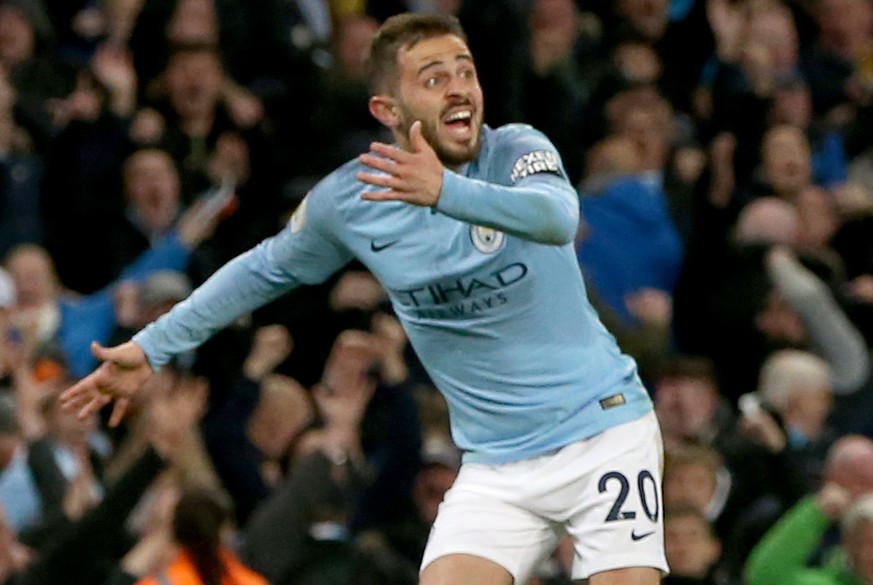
[420,411,668,583]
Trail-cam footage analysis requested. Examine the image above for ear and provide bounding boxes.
[369,96,400,128]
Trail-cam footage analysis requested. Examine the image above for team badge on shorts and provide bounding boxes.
[289,195,309,234]
[470,225,505,253]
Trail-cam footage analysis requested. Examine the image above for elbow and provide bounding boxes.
[536,199,579,245]
[537,221,577,245]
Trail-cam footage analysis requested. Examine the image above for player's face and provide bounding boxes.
[393,34,484,167]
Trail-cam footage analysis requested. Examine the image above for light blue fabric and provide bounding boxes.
[0,447,42,532]
[59,232,190,378]
[135,124,653,465]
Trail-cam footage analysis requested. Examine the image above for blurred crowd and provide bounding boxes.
[2,0,873,584]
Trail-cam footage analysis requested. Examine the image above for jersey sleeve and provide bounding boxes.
[435,126,579,245]
[134,187,353,371]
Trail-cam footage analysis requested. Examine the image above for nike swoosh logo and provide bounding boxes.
[370,239,400,252]
[631,530,655,541]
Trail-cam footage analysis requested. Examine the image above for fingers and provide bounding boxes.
[359,152,398,174]
[108,398,130,428]
[360,189,405,202]
[59,373,99,411]
[79,392,112,421]
[357,169,403,189]
[367,142,411,162]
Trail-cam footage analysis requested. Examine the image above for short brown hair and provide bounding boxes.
[364,12,467,95]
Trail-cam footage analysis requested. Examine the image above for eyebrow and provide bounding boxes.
[417,53,474,76]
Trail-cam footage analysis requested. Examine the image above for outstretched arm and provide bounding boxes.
[61,189,353,424]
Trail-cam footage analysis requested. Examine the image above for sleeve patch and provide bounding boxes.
[509,150,561,183]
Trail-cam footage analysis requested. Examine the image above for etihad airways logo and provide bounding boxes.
[392,262,528,318]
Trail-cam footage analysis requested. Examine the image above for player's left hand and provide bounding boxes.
[357,120,444,207]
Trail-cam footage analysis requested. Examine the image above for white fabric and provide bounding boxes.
[420,411,668,583]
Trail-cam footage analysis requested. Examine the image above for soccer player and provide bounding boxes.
[61,12,667,585]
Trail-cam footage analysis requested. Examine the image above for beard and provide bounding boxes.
[397,108,481,167]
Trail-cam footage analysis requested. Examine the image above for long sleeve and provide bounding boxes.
[133,187,353,371]
[436,170,579,245]
[133,238,305,370]
[768,251,870,394]
[435,125,579,246]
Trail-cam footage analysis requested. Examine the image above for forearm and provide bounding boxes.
[436,171,579,245]
[769,253,870,393]
[134,240,302,370]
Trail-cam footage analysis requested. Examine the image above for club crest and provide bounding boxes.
[470,225,505,253]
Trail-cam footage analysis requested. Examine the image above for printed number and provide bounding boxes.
[638,470,660,522]
[598,470,660,523]
[598,471,634,521]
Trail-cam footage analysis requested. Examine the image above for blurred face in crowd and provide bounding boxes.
[663,461,717,513]
[530,0,578,36]
[655,374,719,445]
[761,125,812,198]
[845,519,873,584]
[167,0,219,46]
[165,49,224,121]
[618,0,669,42]
[387,34,484,167]
[247,375,313,460]
[825,436,873,498]
[781,385,833,440]
[0,5,34,68]
[818,0,873,59]
[664,511,721,579]
[5,245,59,307]
[734,196,801,246]
[606,87,672,172]
[335,16,380,81]
[123,149,181,232]
[745,6,798,72]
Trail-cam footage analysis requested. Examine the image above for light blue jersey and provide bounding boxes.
[134,124,652,464]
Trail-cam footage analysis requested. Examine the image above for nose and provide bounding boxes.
[445,72,471,98]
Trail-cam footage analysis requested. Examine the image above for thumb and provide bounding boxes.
[90,341,111,361]
[409,120,428,152]
[91,341,124,365]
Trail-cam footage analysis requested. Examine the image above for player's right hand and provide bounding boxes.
[59,340,154,427]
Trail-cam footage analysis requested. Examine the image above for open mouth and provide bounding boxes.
[442,108,474,137]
